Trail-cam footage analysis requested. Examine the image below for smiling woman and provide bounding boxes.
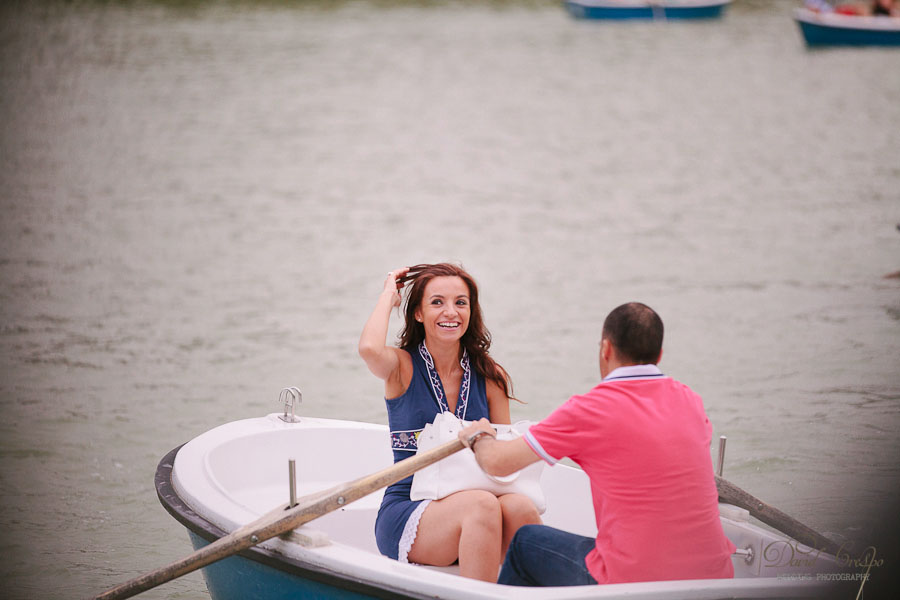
[396,264,513,402]
[357,263,539,582]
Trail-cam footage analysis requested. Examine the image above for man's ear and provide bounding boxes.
[656,348,663,364]
[600,338,612,362]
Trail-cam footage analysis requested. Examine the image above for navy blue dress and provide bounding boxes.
[374,342,490,561]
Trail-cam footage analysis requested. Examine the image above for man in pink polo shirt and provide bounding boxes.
[459,302,735,586]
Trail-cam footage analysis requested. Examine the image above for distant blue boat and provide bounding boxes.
[795,8,900,46]
[565,0,731,20]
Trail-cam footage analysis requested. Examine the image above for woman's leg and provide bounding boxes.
[498,493,542,556]
[498,524,597,587]
[406,490,503,582]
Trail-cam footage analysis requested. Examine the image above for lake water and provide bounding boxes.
[0,0,898,598]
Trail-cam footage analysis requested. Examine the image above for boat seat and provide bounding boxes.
[283,526,331,548]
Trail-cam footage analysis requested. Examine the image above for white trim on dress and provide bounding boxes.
[398,499,431,563]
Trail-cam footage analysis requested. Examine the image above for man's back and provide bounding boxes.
[526,365,735,584]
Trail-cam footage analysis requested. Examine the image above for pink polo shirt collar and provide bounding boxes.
[602,364,664,382]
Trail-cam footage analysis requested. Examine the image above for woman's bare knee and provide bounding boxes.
[407,491,501,566]
[499,493,542,522]
[459,490,502,527]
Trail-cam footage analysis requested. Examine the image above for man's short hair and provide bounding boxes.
[602,302,664,365]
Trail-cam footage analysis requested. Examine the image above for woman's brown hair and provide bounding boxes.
[396,263,514,399]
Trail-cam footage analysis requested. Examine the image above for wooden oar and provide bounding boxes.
[93,438,465,600]
[715,475,842,555]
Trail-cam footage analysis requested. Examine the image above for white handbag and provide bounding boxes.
[410,411,546,514]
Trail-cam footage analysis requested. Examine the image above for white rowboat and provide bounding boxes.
[156,413,849,599]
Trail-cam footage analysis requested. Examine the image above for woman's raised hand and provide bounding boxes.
[384,267,410,307]
[360,267,410,379]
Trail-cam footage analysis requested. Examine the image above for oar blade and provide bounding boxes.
[715,475,841,555]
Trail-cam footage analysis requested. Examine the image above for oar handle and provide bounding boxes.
[93,438,465,600]
[715,475,841,556]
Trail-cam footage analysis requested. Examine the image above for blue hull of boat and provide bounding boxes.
[187,531,380,600]
[797,20,900,46]
[565,2,727,20]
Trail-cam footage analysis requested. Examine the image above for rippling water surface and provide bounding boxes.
[1,1,898,598]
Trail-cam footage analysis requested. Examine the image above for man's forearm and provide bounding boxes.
[473,436,541,476]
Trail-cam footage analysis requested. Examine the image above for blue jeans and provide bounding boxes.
[498,525,598,587]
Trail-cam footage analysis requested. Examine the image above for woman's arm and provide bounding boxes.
[358,268,408,381]
[486,368,511,424]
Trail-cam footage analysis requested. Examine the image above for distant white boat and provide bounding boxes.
[565,0,731,20]
[157,413,848,599]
